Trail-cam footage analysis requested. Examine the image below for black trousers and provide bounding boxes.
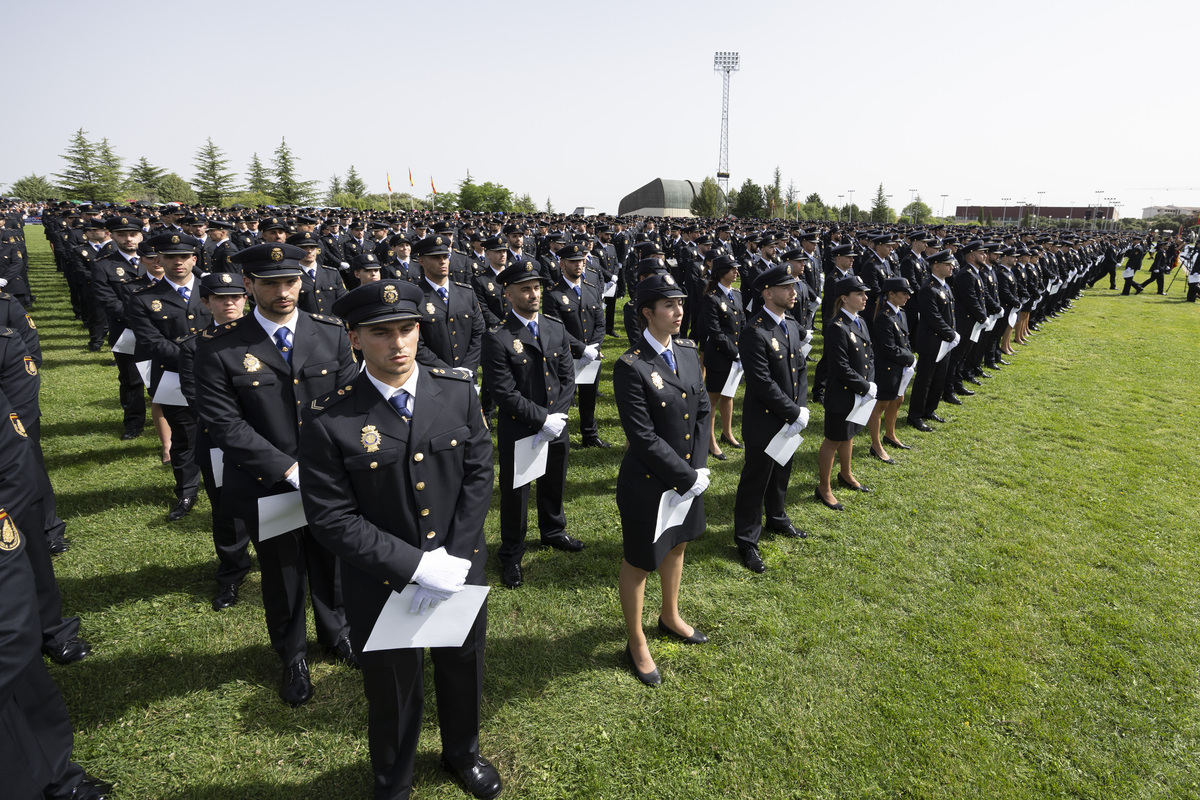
[361,602,486,800]
[113,352,146,430]
[245,522,346,666]
[1139,272,1165,293]
[733,447,793,549]
[22,497,80,651]
[576,380,599,440]
[0,655,86,800]
[497,430,568,567]
[908,345,950,420]
[160,404,201,499]
[197,440,251,586]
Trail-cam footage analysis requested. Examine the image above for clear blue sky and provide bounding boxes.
[4,0,1197,218]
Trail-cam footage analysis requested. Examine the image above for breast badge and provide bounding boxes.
[513,340,524,354]
[651,371,664,390]
[426,302,436,315]
[243,353,262,372]
[151,299,163,312]
[770,338,780,351]
[361,424,381,453]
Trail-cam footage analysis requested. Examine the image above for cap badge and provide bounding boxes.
[10,413,26,438]
[435,237,443,245]
[120,217,129,225]
[0,510,19,552]
[270,247,283,262]
[525,264,532,271]
[151,299,163,312]
[221,273,232,284]
[513,340,524,354]
[650,371,664,390]
[243,353,262,373]
[361,424,381,453]
[664,274,675,285]
[382,285,399,304]
[170,235,179,244]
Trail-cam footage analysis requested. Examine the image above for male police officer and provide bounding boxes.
[301,281,501,800]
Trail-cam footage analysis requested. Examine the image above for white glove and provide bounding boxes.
[410,585,453,615]
[284,464,300,489]
[340,261,350,269]
[784,419,804,437]
[536,412,569,444]
[951,332,961,348]
[582,344,601,362]
[866,382,878,399]
[797,406,811,430]
[0,278,7,288]
[670,468,710,506]
[411,546,470,594]
[902,365,916,377]
[802,329,814,344]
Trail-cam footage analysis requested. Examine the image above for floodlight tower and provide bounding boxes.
[714,51,740,198]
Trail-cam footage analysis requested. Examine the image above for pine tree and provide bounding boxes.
[158,173,198,204]
[869,183,892,223]
[127,156,166,194]
[94,138,125,202]
[690,176,725,218]
[326,174,343,204]
[343,165,368,197]
[54,128,101,201]
[244,152,273,194]
[270,138,318,205]
[8,174,55,201]
[191,137,237,206]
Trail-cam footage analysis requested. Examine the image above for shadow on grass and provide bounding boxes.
[55,484,184,518]
[55,560,216,615]
[151,764,372,800]
[42,415,128,440]
[483,623,615,714]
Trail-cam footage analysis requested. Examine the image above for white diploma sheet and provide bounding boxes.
[363,585,490,651]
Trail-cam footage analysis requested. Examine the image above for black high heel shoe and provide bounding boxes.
[814,488,844,511]
[868,447,896,465]
[719,434,744,450]
[837,473,871,492]
[624,644,661,686]
[883,435,911,450]
[708,449,727,461]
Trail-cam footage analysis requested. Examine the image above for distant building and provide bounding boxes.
[572,206,597,217]
[617,178,700,217]
[1141,205,1200,220]
[955,205,1114,223]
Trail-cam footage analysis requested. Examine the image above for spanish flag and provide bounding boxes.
[408,168,414,187]
[431,177,438,195]
[386,173,392,193]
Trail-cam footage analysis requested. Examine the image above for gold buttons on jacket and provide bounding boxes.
[414,452,424,462]
[450,439,458,447]
[421,509,430,517]
[426,531,436,539]
[416,482,426,491]
[370,461,378,469]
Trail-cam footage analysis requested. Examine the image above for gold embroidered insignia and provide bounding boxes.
[664,274,675,285]
[426,302,436,315]
[720,301,727,311]
[513,339,524,354]
[0,510,19,551]
[116,266,125,277]
[270,247,283,261]
[770,338,780,351]
[361,425,381,453]
[243,353,262,372]
[23,357,36,376]
[849,332,857,344]
[151,299,163,312]
[560,295,569,305]
[10,413,26,438]
[651,371,664,389]
[170,235,179,244]
[221,273,232,284]
[487,282,494,292]
[25,316,35,330]
[382,285,399,304]
[120,217,129,225]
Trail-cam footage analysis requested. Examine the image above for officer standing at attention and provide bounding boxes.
[543,242,610,448]
[482,260,582,590]
[194,243,357,706]
[412,234,485,375]
[91,214,148,439]
[732,265,810,574]
[288,230,348,316]
[301,281,501,800]
[125,233,213,521]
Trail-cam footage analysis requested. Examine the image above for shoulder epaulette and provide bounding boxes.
[309,313,346,326]
[208,319,242,337]
[430,367,471,381]
[175,332,198,344]
[453,280,472,289]
[130,284,151,294]
[674,338,696,349]
[619,351,637,365]
[582,279,597,288]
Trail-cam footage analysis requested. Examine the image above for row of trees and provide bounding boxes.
[5,129,546,215]
[691,172,941,226]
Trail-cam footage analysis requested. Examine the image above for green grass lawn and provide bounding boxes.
[29,231,1200,799]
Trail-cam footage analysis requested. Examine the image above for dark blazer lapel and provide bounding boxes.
[641,341,686,391]
[290,313,316,373]
[407,368,445,447]
[509,313,542,355]
[243,316,292,376]
[354,372,409,446]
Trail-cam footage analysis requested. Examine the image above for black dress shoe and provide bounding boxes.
[955,385,976,396]
[70,773,115,799]
[907,418,933,432]
[719,434,744,449]
[280,659,313,707]
[167,494,198,522]
[44,637,92,664]
[814,488,844,511]
[120,426,144,440]
[624,644,662,686]
[998,358,1011,365]
[977,370,993,379]
[87,342,103,352]
[927,413,948,424]
[541,533,584,552]
[811,390,824,405]
[868,447,896,464]
[767,522,807,539]
[326,635,361,669]
[837,474,871,492]
[658,616,708,644]
[942,394,963,405]
[581,437,613,448]
[883,435,911,450]
[443,755,503,800]
[501,563,523,589]
[964,376,982,386]
[48,535,72,555]
[708,449,728,461]
[739,545,766,573]
[212,582,240,611]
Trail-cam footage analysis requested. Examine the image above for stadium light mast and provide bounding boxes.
[714,51,740,201]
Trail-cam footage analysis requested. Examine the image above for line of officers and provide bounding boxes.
[14,201,1131,800]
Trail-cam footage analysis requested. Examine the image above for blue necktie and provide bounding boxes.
[854,316,864,333]
[274,327,292,365]
[389,390,412,423]
[177,285,190,303]
[727,289,735,305]
[436,286,448,305]
[573,284,581,299]
[528,320,538,339]
[662,348,677,374]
